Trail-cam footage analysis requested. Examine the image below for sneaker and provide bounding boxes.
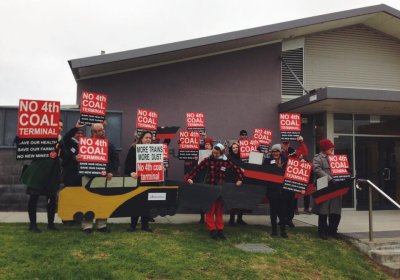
[97,227,111,233]
[83,228,93,234]
[209,230,218,240]
[29,225,41,233]
[47,224,58,231]
[217,230,226,240]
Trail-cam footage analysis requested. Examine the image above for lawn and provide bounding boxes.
[0,223,389,280]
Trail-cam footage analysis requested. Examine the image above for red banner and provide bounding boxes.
[280,113,301,141]
[163,143,169,167]
[178,130,200,160]
[136,144,164,182]
[328,154,351,182]
[239,139,259,159]
[186,112,205,131]
[17,99,60,139]
[253,128,272,145]
[80,91,107,124]
[283,158,312,193]
[136,108,158,133]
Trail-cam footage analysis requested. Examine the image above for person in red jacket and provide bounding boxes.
[187,143,244,240]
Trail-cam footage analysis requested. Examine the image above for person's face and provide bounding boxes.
[92,126,105,138]
[325,148,334,155]
[204,142,212,150]
[212,148,221,158]
[74,130,84,140]
[141,133,153,144]
[239,133,247,140]
[271,150,281,159]
[232,144,239,154]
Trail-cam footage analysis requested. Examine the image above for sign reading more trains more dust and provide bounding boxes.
[136,144,164,183]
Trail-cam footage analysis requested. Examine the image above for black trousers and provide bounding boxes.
[28,194,56,226]
[318,214,341,235]
[269,196,290,232]
[130,216,150,229]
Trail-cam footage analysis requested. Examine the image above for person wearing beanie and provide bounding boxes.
[226,142,249,226]
[203,138,214,150]
[312,138,340,240]
[187,143,244,240]
[263,143,290,238]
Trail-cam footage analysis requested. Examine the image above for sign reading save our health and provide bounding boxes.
[79,91,108,124]
[186,112,205,132]
[283,158,312,193]
[328,154,351,181]
[78,137,108,176]
[16,99,60,160]
[136,108,158,136]
[280,113,301,141]
[178,130,200,160]
[136,144,164,183]
[253,128,272,153]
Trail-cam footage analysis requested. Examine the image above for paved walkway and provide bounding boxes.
[1,210,399,239]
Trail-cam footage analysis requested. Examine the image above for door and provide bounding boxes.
[355,137,400,210]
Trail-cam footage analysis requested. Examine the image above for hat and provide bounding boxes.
[271,144,282,152]
[204,138,214,146]
[319,139,334,151]
[213,143,225,152]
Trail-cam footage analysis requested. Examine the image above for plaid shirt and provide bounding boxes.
[187,156,244,185]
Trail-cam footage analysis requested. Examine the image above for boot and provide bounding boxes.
[229,214,236,226]
[217,230,226,240]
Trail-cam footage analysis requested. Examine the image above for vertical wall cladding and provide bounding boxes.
[77,43,282,178]
[305,24,400,91]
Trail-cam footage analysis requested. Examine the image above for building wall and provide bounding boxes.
[76,43,282,179]
[305,24,400,91]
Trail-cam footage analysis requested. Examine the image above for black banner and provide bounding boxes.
[16,138,58,160]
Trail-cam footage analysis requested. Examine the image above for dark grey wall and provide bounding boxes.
[77,43,282,179]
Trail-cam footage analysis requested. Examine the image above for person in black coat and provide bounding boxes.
[124,131,153,232]
[264,144,290,238]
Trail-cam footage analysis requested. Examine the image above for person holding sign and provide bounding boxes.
[187,143,244,240]
[263,144,290,238]
[124,131,154,232]
[80,123,119,233]
[21,120,64,233]
[312,139,341,240]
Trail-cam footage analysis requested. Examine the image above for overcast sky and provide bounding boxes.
[1,0,399,106]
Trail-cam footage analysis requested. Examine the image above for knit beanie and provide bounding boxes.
[271,144,282,152]
[319,139,334,151]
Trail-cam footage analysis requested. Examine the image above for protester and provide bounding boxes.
[264,144,290,238]
[226,142,248,226]
[21,120,64,233]
[81,122,119,233]
[312,138,341,239]
[239,129,248,141]
[61,120,85,186]
[282,136,309,227]
[187,143,244,240]
[124,130,154,232]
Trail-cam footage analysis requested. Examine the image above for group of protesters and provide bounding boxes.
[20,119,343,241]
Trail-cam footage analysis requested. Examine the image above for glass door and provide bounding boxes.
[355,137,400,210]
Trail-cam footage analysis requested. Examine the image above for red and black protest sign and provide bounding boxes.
[283,158,312,193]
[16,99,60,160]
[280,113,301,141]
[239,139,259,161]
[79,91,108,124]
[163,143,169,168]
[136,108,158,136]
[136,144,164,183]
[186,112,205,133]
[253,128,272,153]
[78,137,108,176]
[178,130,200,160]
[328,154,351,181]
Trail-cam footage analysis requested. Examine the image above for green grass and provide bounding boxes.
[0,223,389,280]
